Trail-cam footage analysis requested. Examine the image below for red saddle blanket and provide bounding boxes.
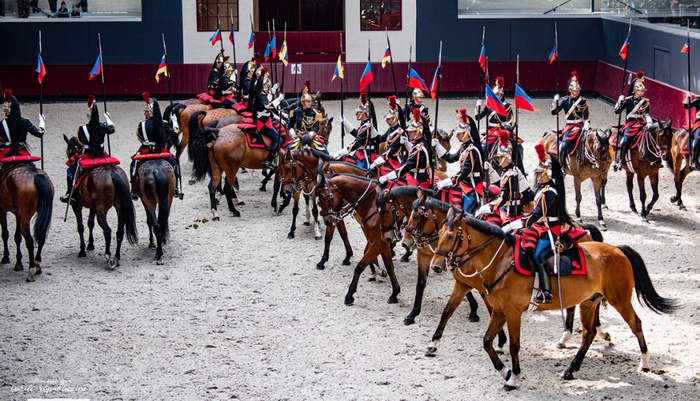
[0,155,42,164]
[233,103,247,112]
[513,233,588,276]
[546,129,585,156]
[610,125,644,149]
[79,156,121,169]
[680,135,691,155]
[131,152,174,161]
[240,125,290,149]
[196,93,223,105]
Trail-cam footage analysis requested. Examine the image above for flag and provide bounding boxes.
[407,68,428,91]
[332,54,344,81]
[359,60,373,91]
[248,31,254,50]
[682,38,691,53]
[485,84,508,117]
[279,40,288,67]
[514,84,539,112]
[478,45,486,73]
[155,54,169,83]
[381,46,391,69]
[270,35,277,59]
[548,45,557,64]
[209,28,222,46]
[89,53,101,80]
[263,41,271,61]
[229,23,235,45]
[429,66,440,101]
[619,37,629,60]
[36,53,46,84]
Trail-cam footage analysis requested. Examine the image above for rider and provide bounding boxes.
[208,51,226,97]
[130,92,181,199]
[252,67,285,170]
[404,88,431,126]
[614,71,653,171]
[288,80,327,153]
[0,89,45,164]
[378,108,432,188]
[475,76,515,157]
[551,71,591,169]
[370,95,408,175]
[239,58,257,107]
[335,93,378,169]
[217,62,237,108]
[682,91,700,170]
[433,108,484,215]
[60,95,116,203]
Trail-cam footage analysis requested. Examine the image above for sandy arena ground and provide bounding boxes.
[1,96,699,400]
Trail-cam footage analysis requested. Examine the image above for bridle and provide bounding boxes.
[404,203,440,252]
[378,190,409,239]
[317,175,377,224]
[581,130,610,171]
[282,149,315,195]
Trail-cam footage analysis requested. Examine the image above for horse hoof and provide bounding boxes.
[78,250,86,258]
[503,384,518,392]
[26,268,36,282]
[212,216,220,222]
[107,258,118,270]
[602,204,609,210]
[387,296,398,304]
[670,195,678,203]
[259,187,266,192]
[287,232,295,239]
[641,217,649,223]
[156,257,165,266]
[468,315,480,323]
[1,257,9,264]
[235,201,245,206]
[599,221,607,231]
[341,258,351,266]
[425,347,437,357]
[561,371,575,381]
[403,316,415,326]
[316,263,325,270]
[86,244,95,251]
[400,254,410,263]
[232,211,241,218]
[34,265,42,275]
[302,222,310,226]
[344,296,354,306]
[679,204,687,210]
[13,263,23,271]
[188,178,196,185]
[315,235,322,241]
[149,242,156,250]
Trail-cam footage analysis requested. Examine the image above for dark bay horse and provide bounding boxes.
[0,164,53,281]
[541,129,612,229]
[607,120,673,222]
[132,159,176,265]
[65,137,138,268]
[162,103,210,159]
[663,125,693,209]
[430,207,677,390]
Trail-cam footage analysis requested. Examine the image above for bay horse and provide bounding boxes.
[429,207,677,390]
[662,124,693,209]
[64,137,139,268]
[540,128,612,229]
[132,159,176,265]
[0,163,53,282]
[162,103,210,159]
[607,119,673,222]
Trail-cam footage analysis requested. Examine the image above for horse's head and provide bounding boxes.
[318,116,333,147]
[431,206,464,273]
[376,188,406,244]
[64,133,79,161]
[592,128,611,164]
[657,118,674,161]
[315,172,342,227]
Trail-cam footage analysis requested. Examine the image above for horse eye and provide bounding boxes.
[448,235,454,240]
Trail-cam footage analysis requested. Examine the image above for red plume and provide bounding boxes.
[360,92,368,104]
[458,108,468,124]
[534,143,547,163]
[387,95,397,110]
[571,70,578,79]
[3,89,11,103]
[223,56,230,62]
[261,67,268,75]
[412,108,422,123]
[142,92,151,105]
[87,95,96,107]
[636,71,644,79]
[305,80,311,94]
[496,76,504,88]
[498,130,510,148]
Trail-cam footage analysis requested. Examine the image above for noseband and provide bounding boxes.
[284,150,315,194]
[404,204,440,251]
[379,191,408,239]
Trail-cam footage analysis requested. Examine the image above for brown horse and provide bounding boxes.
[429,207,677,390]
[663,124,693,209]
[64,137,139,268]
[0,163,54,282]
[607,120,673,222]
[132,159,176,265]
[162,103,210,159]
[540,128,612,229]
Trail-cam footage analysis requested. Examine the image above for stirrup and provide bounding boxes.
[59,194,75,204]
[533,291,552,304]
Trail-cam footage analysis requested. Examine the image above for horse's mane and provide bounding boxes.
[293,147,334,162]
[422,197,451,213]
[445,206,510,241]
[327,173,375,184]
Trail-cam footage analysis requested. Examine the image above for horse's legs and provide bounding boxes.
[378,244,401,304]
[287,192,300,239]
[223,170,240,217]
[1,212,9,264]
[592,176,607,229]
[671,155,688,209]
[12,225,23,271]
[86,209,96,251]
[625,171,638,214]
[316,224,335,270]
[95,212,112,259]
[645,171,660,219]
[483,310,511,385]
[562,301,600,380]
[337,220,353,265]
[426,280,472,355]
[207,177,220,220]
[345,241,397,305]
[17,217,36,281]
[270,173,280,211]
[144,203,156,249]
[556,306,578,349]
[636,173,648,221]
[503,309,523,390]
[73,206,87,257]
[404,251,431,325]
[303,193,311,226]
[311,195,322,240]
[573,176,583,221]
[601,173,609,209]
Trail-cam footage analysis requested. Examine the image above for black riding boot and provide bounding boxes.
[174,164,182,196]
[691,140,699,171]
[263,144,279,171]
[616,140,630,171]
[534,263,552,304]
[130,160,139,201]
[59,176,73,204]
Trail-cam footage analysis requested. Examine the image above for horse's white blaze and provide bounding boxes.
[499,367,510,380]
[639,352,650,371]
[556,331,572,349]
[506,373,520,388]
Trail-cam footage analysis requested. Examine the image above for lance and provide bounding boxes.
[513,54,522,220]
[250,14,256,59]
[163,34,182,197]
[555,23,560,159]
[98,33,110,156]
[476,26,485,137]
[386,28,398,97]
[38,30,44,170]
[266,21,273,84]
[230,11,238,101]
[217,14,224,55]
[281,22,287,94]
[366,39,376,132]
[272,18,278,86]
[294,2,301,96]
[614,19,632,166]
[340,33,345,148]
[686,21,692,136]
[431,41,443,188]
[405,45,412,110]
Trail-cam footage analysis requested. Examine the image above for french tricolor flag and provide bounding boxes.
[89,53,101,80]
[548,45,557,64]
[407,68,428,92]
[682,38,691,53]
[619,37,629,60]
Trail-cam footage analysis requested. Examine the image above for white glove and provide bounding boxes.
[104,112,114,126]
[501,219,523,233]
[288,128,297,140]
[370,125,379,138]
[476,99,482,109]
[38,114,45,130]
[170,113,180,132]
[400,135,409,145]
[333,148,349,159]
[341,116,354,133]
[552,94,560,110]
[369,156,386,170]
[378,171,397,184]
[475,204,492,218]
[583,120,591,131]
[272,93,285,108]
[646,116,654,126]
[435,143,447,157]
[431,138,440,148]
[436,177,453,189]
[272,83,279,93]
[618,95,625,103]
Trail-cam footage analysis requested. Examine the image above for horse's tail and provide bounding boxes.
[207,119,220,129]
[191,127,218,182]
[581,222,604,242]
[153,168,171,244]
[32,174,53,245]
[618,244,678,314]
[111,172,139,245]
[188,110,207,161]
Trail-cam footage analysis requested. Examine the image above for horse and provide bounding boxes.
[0,163,54,282]
[662,124,693,209]
[162,103,210,159]
[402,195,610,354]
[64,136,139,268]
[607,119,673,222]
[540,128,612,229]
[132,159,176,265]
[429,206,677,390]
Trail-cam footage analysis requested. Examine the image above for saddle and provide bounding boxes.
[240,124,290,149]
[0,148,42,164]
[546,129,584,156]
[513,232,588,276]
[131,151,174,161]
[72,155,121,189]
[680,135,691,155]
[196,92,223,107]
[610,124,645,149]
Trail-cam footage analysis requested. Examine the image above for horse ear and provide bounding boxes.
[455,208,464,221]
[63,134,70,144]
[416,188,424,200]
[447,130,454,140]
[328,117,334,123]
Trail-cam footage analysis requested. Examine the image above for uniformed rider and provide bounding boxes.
[288,81,326,153]
[252,67,285,170]
[207,51,226,96]
[0,89,45,164]
[369,95,409,175]
[404,88,431,126]
[474,76,515,157]
[682,92,700,170]
[216,62,236,108]
[551,71,590,168]
[335,93,378,169]
[378,108,432,188]
[613,71,653,171]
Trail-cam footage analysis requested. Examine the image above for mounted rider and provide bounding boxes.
[251,67,285,170]
[433,108,484,215]
[551,71,591,169]
[682,91,700,170]
[239,58,258,108]
[475,76,515,157]
[335,92,379,169]
[378,108,432,188]
[288,80,327,153]
[370,95,409,175]
[0,89,45,167]
[207,50,226,97]
[216,62,237,109]
[60,95,116,203]
[129,92,181,199]
[405,88,431,126]
[614,71,653,171]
